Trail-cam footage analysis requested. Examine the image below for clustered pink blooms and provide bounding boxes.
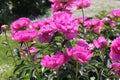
[21,47,38,57]
[109,36,120,62]
[78,39,95,50]
[10,17,39,42]
[93,36,108,48]
[101,17,116,28]
[41,52,69,70]
[38,18,57,43]
[66,39,93,64]
[21,47,39,62]
[110,63,120,76]
[66,45,93,63]
[10,1,120,77]
[78,39,89,49]
[84,19,103,33]
[109,9,120,18]
[53,11,79,40]
[109,36,120,76]
[49,0,91,12]
[74,0,91,9]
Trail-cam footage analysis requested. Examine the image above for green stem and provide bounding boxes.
[95,68,100,80]
[56,70,59,80]
[4,31,16,65]
[36,66,41,80]
[76,62,79,80]
[81,8,86,34]
[81,8,85,27]
[25,42,41,80]
[25,42,31,58]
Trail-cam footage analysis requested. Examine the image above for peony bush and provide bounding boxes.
[1,0,120,80]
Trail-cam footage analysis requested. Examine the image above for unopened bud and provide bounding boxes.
[1,24,8,31]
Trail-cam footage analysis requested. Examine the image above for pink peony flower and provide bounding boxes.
[109,9,120,18]
[77,39,89,49]
[21,47,38,61]
[49,0,74,3]
[53,11,79,40]
[21,52,28,58]
[10,17,30,33]
[84,19,103,33]
[110,63,120,76]
[29,47,38,53]
[29,20,43,30]
[12,30,38,42]
[38,18,57,43]
[101,17,116,28]
[22,47,38,53]
[109,36,120,62]
[88,43,95,50]
[50,0,74,12]
[74,0,91,9]
[66,46,93,63]
[49,0,60,3]
[41,52,69,70]
[51,3,63,12]
[77,16,89,24]
[93,36,108,48]
[63,53,70,64]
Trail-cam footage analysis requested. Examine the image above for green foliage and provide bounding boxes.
[0,34,18,65]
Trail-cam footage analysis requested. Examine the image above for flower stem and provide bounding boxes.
[96,68,100,80]
[81,8,85,27]
[76,62,79,80]
[81,8,86,34]
[4,31,16,65]
[25,42,31,58]
[25,42,41,80]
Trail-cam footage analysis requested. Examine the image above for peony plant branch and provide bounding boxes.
[4,30,17,65]
[76,62,79,80]
[25,42,42,80]
[81,8,86,34]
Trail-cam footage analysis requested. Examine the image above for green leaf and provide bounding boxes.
[31,69,37,79]
[14,48,21,57]
[1,41,8,45]
[14,60,24,73]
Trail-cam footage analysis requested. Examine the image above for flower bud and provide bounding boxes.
[1,24,8,31]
